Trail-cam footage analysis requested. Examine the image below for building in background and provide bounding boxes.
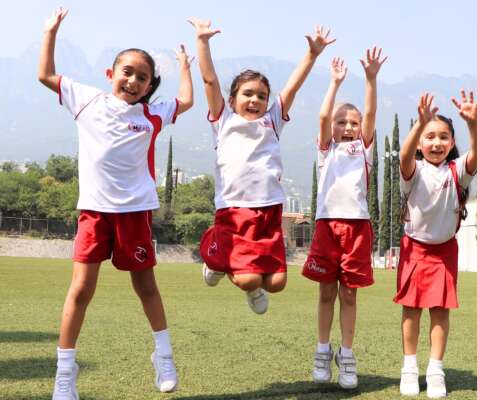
[282,212,312,249]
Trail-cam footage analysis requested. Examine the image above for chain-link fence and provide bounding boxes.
[0,216,76,239]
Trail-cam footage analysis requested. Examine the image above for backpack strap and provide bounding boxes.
[448,160,464,233]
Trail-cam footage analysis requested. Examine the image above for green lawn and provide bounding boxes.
[0,257,476,400]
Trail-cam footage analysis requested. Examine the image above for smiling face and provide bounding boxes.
[332,105,362,142]
[106,52,153,104]
[419,119,455,166]
[229,79,269,121]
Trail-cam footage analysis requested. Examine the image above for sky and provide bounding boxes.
[2,0,477,83]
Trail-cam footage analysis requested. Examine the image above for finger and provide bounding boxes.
[431,106,439,115]
[359,59,366,68]
[380,55,388,65]
[461,89,467,102]
[451,97,461,109]
[377,47,382,60]
[470,91,474,103]
[180,44,186,53]
[189,56,195,64]
[186,17,197,27]
[366,48,371,62]
[324,28,331,38]
[372,46,377,60]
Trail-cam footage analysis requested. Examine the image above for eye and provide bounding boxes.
[258,94,267,100]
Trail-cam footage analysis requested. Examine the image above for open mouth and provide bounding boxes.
[122,86,137,96]
[341,136,354,142]
[246,107,260,114]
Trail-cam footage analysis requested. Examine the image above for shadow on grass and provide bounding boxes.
[0,331,58,343]
[3,396,105,400]
[174,374,400,400]
[0,357,96,381]
[446,368,477,393]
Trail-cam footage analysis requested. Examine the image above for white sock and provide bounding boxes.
[427,358,444,375]
[317,342,331,353]
[153,329,173,357]
[340,346,353,357]
[403,354,418,370]
[57,347,76,369]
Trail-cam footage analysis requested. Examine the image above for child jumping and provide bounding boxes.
[38,8,193,399]
[302,49,387,389]
[188,17,334,314]
[395,92,477,398]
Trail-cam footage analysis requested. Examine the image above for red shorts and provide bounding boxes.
[199,205,287,275]
[302,219,374,288]
[73,210,156,271]
[393,235,458,309]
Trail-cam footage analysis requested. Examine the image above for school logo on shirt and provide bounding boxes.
[347,143,363,156]
[305,259,326,274]
[208,241,218,256]
[134,246,148,263]
[260,117,273,129]
[440,177,452,190]
[128,122,151,134]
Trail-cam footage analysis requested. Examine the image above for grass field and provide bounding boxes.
[0,257,476,400]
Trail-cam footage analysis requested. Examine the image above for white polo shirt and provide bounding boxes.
[210,97,289,209]
[59,76,178,213]
[401,155,476,244]
[315,138,373,220]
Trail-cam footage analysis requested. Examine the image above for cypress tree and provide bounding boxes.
[391,114,402,247]
[367,132,380,252]
[379,136,391,255]
[165,136,173,209]
[311,161,317,221]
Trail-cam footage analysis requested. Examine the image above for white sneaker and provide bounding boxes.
[151,352,178,393]
[246,288,268,314]
[426,370,446,398]
[335,349,358,389]
[400,366,420,396]
[202,263,225,286]
[52,363,79,400]
[312,347,333,383]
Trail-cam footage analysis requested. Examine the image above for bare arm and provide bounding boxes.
[280,25,335,116]
[187,18,223,119]
[174,45,194,115]
[319,57,346,148]
[452,90,477,172]
[38,8,68,93]
[400,93,438,179]
[360,47,387,146]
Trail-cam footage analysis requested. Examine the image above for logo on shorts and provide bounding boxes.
[208,241,218,256]
[305,259,326,273]
[347,142,363,156]
[134,246,148,263]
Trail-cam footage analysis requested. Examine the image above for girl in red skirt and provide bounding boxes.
[188,18,335,314]
[396,92,477,398]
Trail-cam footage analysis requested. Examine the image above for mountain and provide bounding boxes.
[1,40,476,200]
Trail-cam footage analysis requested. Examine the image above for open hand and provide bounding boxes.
[43,7,68,34]
[330,57,347,83]
[187,17,221,40]
[452,90,477,125]
[418,93,439,125]
[305,25,336,56]
[360,46,387,79]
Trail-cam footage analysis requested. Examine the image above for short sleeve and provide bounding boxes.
[363,138,374,169]
[268,96,290,137]
[400,160,420,195]
[208,101,231,148]
[59,76,102,117]
[147,99,179,127]
[455,152,477,189]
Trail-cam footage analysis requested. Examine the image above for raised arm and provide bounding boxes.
[38,8,68,93]
[360,47,387,146]
[187,17,223,119]
[319,57,347,148]
[174,44,194,115]
[280,25,335,116]
[400,93,438,179]
[452,89,477,173]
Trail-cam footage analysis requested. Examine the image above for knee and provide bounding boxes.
[339,286,357,307]
[265,277,287,293]
[320,285,338,304]
[134,282,159,300]
[233,274,263,291]
[70,282,96,306]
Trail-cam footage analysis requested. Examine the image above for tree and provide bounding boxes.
[1,161,19,173]
[379,136,391,255]
[164,136,173,209]
[37,176,79,224]
[45,154,78,182]
[367,133,380,252]
[391,114,403,247]
[310,161,317,222]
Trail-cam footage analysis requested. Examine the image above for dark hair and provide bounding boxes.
[402,114,469,222]
[112,48,161,104]
[229,69,271,100]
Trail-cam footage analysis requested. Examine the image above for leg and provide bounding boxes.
[318,282,338,344]
[338,284,357,349]
[402,306,422,355]
[429,307,449,361]
[262,272,287,293]
[130,268,167,332]
[58,262,101,348]
[229,273,263,291]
